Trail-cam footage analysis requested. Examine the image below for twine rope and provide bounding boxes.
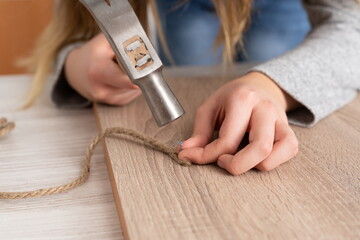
[0,117,190,200]
[0,117,15,138]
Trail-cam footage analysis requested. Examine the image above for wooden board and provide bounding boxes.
[94,66,360,240]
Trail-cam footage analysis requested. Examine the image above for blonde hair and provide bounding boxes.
[24,0,252,108]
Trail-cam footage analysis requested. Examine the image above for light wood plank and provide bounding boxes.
[0,75,123,240]
[95,66,360,240]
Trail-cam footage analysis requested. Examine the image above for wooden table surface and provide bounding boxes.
[0,75,122,239]
[95,65,360,240]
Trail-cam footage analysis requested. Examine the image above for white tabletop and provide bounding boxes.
[0,75,122,240]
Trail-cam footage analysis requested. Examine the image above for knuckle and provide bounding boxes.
[236,88,256,103]
[91,88,108,101]
[90,42,105,56]
[219,140,238,154]
[260,100,276,111]
[288,135,299,156]
[283,128,299,156]
[254,141,273,158]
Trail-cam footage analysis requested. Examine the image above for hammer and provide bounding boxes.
[80,0,185,127]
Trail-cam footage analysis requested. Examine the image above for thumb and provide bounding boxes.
[176,135,207,153]
[182,134,210,150]
[177,104,217,152]
[177,135,210,164]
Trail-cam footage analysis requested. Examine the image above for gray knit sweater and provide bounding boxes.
[52,0,360,127]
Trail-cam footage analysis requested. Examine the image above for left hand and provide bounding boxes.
[65,34,141,105]
[178,72,299,175]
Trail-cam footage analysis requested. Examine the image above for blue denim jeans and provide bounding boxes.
[156,0,311,65]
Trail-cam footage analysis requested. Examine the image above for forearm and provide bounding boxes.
[251,0,360,127]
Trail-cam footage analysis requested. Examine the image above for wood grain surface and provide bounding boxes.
[0,76,122,240]
[95,66,360,240]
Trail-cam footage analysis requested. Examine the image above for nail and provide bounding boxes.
[178,141,183,152]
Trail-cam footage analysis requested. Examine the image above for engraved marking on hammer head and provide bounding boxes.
[125,40,142,52]
[135,55,152,68]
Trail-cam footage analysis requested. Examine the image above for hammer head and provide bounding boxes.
[80,0,184,126]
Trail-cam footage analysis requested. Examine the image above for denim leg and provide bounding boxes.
[156,0,222,66]
[238,0,311,62]
[156,0,311,65]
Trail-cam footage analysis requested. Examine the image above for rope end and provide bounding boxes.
[0,118,15,138]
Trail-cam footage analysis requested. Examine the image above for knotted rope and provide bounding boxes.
[0,117,190,200]
[0,117,15,137]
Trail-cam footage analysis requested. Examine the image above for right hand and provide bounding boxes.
[178,72,299,175]
[65,34,141,105]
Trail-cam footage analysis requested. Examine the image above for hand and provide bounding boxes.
[178,72,299,175]
[65,34,141,105]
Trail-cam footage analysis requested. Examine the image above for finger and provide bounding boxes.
[180,99,218,150]
[101,62,139,89]
[91,34,138,89]
[104,88,142,106]
[90,82,140,103]
[217,102,277,175]
[179,94,254,165]
[256,121,298,171]
[93,34,115,56]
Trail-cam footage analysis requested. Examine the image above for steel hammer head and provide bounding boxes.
[79,0,184,126]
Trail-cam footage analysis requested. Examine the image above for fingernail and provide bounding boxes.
[177,141,183,152]
[217,160,225,169]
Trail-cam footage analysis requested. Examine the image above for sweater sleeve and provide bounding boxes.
[51,42,92,108]
[251,0,360,127]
